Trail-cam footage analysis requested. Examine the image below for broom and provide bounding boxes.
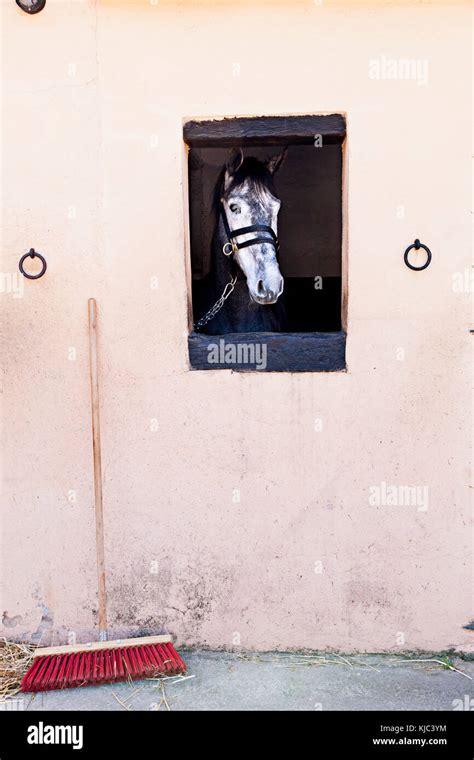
[21,298,186,692]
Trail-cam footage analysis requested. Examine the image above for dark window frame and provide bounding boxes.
[184,114,347,373]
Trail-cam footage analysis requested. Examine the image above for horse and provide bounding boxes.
[195,147,288,334]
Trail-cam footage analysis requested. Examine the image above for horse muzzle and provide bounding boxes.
[250,276,284,305]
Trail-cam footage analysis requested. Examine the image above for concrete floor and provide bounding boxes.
[17,651,474,711]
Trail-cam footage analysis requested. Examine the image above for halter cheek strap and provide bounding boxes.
[221,204,279,257]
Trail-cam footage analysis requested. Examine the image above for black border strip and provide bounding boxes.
[188,331,346,372]
[183,114,346,147]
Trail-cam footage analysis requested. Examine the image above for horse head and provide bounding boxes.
[219,147,286,305]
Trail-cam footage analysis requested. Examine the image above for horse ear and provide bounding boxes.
[266,147,288,175]
[226,147,244,177]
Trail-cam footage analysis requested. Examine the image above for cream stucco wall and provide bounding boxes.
[1,0,472,652]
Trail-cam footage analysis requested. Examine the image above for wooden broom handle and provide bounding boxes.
[88,298,108,640]
[34,635,173,657]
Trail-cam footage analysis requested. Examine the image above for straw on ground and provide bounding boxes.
[0,639,35,699]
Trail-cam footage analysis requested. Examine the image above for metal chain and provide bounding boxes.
[193,276,238,332]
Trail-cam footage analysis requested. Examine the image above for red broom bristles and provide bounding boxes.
[20,642,186,692]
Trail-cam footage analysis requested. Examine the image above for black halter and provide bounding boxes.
[220,204,279,258]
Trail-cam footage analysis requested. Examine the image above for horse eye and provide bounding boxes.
[229,204,241,214]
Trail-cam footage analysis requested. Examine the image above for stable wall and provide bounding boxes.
[1,0,472,652]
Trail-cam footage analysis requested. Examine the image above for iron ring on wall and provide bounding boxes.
[404,239,432,271]
[19,248,47,280]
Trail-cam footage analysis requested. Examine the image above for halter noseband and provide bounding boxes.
[220,203,279,258]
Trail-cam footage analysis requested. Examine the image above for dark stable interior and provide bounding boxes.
[189,143,342,333]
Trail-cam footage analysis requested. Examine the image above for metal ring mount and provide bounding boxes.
[404,239,432,271]
[222,242,235,256]
[16,0,46,14]
[19,248,47,280]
